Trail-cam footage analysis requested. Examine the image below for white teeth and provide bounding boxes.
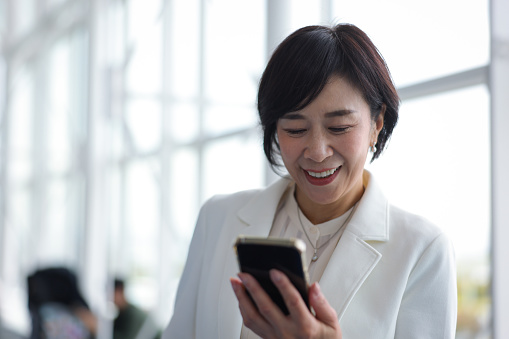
[307,167,339,178]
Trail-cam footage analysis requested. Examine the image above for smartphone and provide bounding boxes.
[233,235,310,315]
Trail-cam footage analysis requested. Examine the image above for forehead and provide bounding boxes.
[284,76,369,118]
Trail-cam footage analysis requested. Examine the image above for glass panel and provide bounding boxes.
[108,166,124,273]
[332,0,489,87]
[204,0,265,105]
[367,85,491,337]
[158,147,199,322]
[202,133,265,203]
[125,159,161,309]
[289,0,323,28]
[12,0,36,39]
[203,105,258,136]
[169,147,199,241]
[8,67,33,182]
[38,178,79,266]
[0,55,5,131]
[2,187,32,336]
[47,38,72,174]
[126,99,162,152]
[167,103,199,144]
[126,0,163,94]
[166,0,200,98]
[8,189,32,271]
[46,0,67,10]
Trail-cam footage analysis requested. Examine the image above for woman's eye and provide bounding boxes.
[284,129,306,135]
[329,127,349,133]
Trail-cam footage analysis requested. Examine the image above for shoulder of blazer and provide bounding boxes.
[201,177,293,225]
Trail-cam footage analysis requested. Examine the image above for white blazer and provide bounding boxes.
[163,171,457,338]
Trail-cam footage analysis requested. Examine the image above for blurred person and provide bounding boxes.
[27,267,97,339]
[113,279,160,339]
[163,23,457,338]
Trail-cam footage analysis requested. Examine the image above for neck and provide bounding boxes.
[295,180,364,225]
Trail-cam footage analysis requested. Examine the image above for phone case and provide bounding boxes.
[233,235,310,315]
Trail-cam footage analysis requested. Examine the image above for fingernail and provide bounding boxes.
[270,269,282,282]
[314,282,321,292]
[230,280,239,294]
[238,273,248,286]
[312,283,322,300]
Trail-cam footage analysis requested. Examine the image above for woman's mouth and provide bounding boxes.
[304,166,341,186]
[306,166,340,178]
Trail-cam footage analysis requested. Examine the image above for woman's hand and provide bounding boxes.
[230,269,342,339]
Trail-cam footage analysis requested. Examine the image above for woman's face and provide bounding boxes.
[276,76,384,220]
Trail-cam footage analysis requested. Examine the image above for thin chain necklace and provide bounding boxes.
[297,203,357,262]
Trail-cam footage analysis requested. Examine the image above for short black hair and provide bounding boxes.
[114,278,125,290]
[258,24,399,171]
[27,267,89,310]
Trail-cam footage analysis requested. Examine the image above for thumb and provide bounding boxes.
[309,282,339,328]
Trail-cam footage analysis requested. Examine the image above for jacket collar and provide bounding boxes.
[346,170,389,241]
[236,170,389,242]
[236,176,293,232]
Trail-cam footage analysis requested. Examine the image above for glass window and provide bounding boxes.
[367,84,491,335]
[8,68,33,182]
[169,147,199,241]
[203,105,258,137]
[126,99,162,153]
[126,0,162,94]
[288,0,323,28]
[39,178,80,266]
[124,158,161,308]
[47,39,72,174]
[166,0,200,99]
[12,0,36,39]
[332,0,490,87]
[204,0,266,104]
[202,133,265,202]
[167,103,200,144]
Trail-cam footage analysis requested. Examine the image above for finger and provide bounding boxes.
[237,273,286,329]
[309,282,340,331]
[269,269,310,320]
[231,276,274,337]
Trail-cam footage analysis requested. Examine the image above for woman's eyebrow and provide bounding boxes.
[281,109,356,120]
[324,109,357,118]
[280,112,305,120]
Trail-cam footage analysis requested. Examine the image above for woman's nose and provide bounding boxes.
[303,132,333,163]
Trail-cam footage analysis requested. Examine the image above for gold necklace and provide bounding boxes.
[297,203,357,262]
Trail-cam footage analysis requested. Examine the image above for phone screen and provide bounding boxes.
[235,237,309,315]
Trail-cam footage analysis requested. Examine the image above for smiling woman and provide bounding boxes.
[163,24,457,339]
[276,76,383,224]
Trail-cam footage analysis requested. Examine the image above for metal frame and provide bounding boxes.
[490,0,509,337]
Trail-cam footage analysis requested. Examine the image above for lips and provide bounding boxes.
[306,166,340,178]
[303,166,341,186]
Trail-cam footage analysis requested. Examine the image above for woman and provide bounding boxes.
[27,267,97,339]
[163,24,457,338]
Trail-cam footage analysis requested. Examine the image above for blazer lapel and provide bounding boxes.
[319,170,389,320]
[319,231,382,320]
[217,178,292,338]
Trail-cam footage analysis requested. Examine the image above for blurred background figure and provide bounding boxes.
[113,279,160,339]
[27,267,97,339]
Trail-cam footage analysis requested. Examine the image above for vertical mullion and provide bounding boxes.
[264,0,292,186]
[0,0,13,284]
[197,0,206,204]
[159,0,174,321]
[490,0,509,336]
